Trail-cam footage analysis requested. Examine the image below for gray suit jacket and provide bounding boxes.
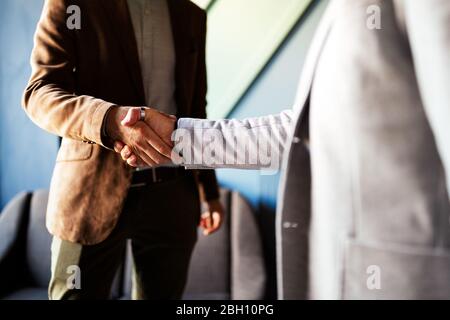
[178,0,450,299]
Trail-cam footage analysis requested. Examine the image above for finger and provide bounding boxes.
[114,141,125,153]
[143,110,176,149]
[206,214,213,229]
[128,154,147,168]
[135,141,169,167]
[201,213,213,235]
[211,212,222,231]
[135,159,147,168]
[121,145,133,161]
[146,142,172,164]
[199,213,209,230]
[131,123,171,166]
[137,152,157,167]
[144,126,173,159]
[127,155,138,167]
[205,212,223,235]
[137,138,172,165]
[132,145,158,167]
[121,107,141,127]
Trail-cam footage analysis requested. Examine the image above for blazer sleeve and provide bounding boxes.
[22,0,114,147]
[402,0,450,181]
[176,110,294,170]
[190,9,220,201]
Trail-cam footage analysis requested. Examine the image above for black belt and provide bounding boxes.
[130,167,187,187]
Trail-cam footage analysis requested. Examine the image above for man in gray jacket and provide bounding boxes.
[115,0,450,299]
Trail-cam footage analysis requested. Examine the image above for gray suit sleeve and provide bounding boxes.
[402,0,450,185]
[174,110,294,170]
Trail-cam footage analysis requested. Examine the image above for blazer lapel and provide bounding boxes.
[276,3,339,300]
[292,1,338,123]
[100,0,145,104]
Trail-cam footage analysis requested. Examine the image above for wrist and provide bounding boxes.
[106,106,128,141]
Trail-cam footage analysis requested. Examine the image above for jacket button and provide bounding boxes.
[292,137,301,144]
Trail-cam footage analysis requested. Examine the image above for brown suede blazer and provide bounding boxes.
[22,0,219,245]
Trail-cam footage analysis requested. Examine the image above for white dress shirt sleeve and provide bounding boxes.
[174,110,295,171]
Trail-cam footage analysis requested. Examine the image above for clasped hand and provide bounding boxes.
[107,106,223,236]
[106,106,177,168]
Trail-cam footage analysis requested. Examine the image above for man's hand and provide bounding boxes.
[200,199,224,236]
[113,107,178,167]
[107,107,176,167]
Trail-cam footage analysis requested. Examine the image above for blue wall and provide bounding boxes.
[216,0,327,210]
[0,0,327,211]
[0,0,59,209]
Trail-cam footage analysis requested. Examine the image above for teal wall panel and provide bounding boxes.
[216,0,328,209]
[201,0,314,119]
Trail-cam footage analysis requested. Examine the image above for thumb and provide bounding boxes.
[121,107,141,126]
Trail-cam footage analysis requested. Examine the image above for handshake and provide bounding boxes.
[106,106,179,168]
[106,106,223,236]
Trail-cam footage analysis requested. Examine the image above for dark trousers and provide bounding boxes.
[49,173,200,300]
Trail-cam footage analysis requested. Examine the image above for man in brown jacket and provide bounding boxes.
[22,0,223,300]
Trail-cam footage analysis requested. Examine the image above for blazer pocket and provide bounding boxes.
[56,139,93,162]
[342,239,450,299]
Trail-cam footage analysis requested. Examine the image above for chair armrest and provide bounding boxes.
[230,192,266,300]
[0,192,31,297]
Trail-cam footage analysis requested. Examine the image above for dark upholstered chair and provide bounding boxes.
[0,190,51,299]
[183,189,266,300]
[0,189,266,300]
